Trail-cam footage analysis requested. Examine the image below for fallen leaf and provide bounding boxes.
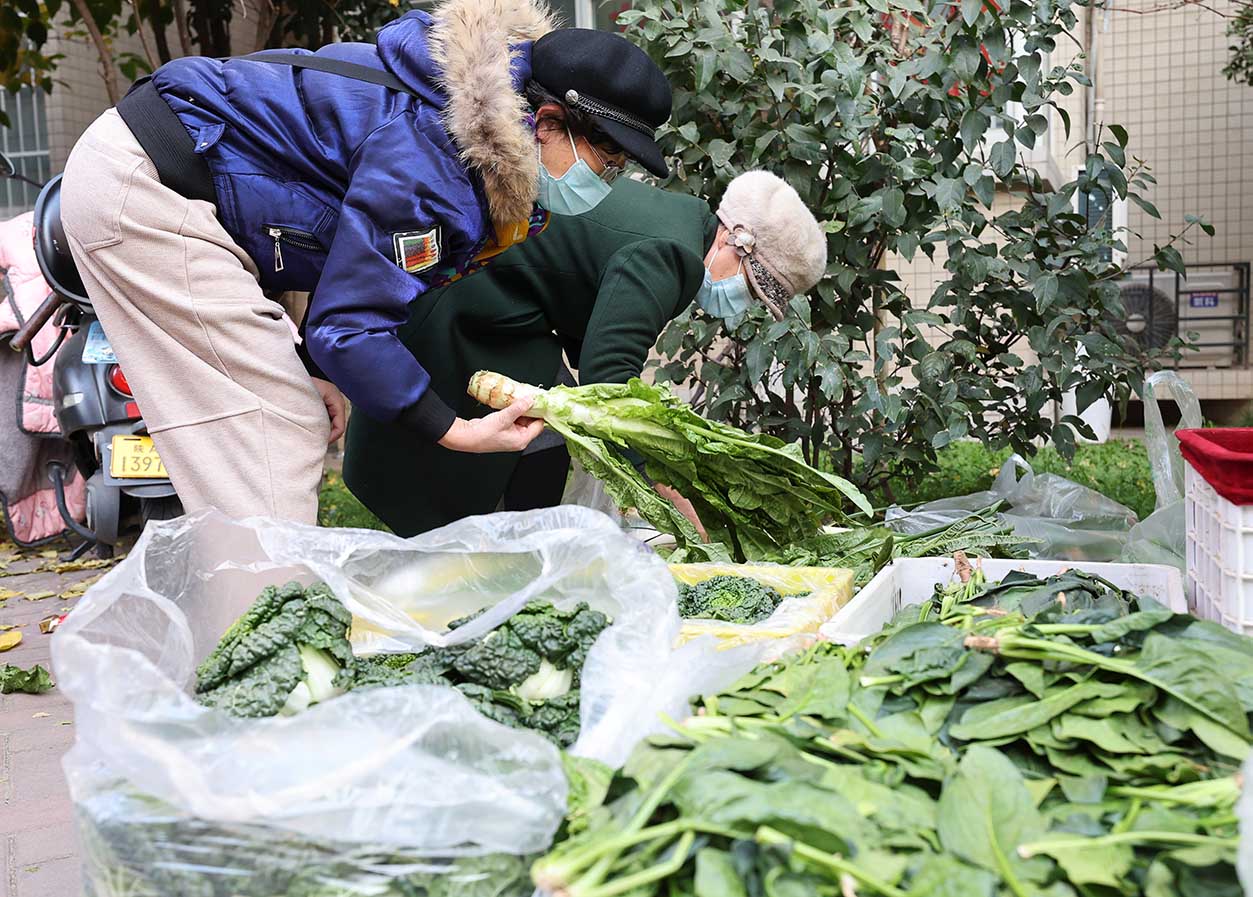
[32,712,49,719]
[24,591,55,601]
[0,623,17,631]
[58,721,72,726]
[39,550,58,559]
[0,631,21,651]
[0,589,20,600]
[2,664,54,695]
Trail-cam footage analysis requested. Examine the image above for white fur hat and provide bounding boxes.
[716,171,828,303]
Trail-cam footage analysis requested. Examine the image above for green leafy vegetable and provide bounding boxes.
[0,662,53,694]
[468,372,872,560]
[536,569,1246,897]
[194,581,355,718]
[356,601,610,748]
[675,574,791,624]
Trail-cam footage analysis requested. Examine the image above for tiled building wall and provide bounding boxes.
[1098,0,1253,267]
[45,9,263,171]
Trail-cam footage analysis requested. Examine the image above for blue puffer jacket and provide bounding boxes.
[150,0,554,436]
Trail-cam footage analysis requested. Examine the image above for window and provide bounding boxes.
[0,86,50,220]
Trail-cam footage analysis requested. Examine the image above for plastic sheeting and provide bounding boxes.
[54,507,762,896]
[886,454,1138,561]
[1121,371,1203,572]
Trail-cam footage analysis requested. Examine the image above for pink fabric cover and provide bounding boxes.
[0,211,87,543]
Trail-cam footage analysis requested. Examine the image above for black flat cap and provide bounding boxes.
[531,28,672,179]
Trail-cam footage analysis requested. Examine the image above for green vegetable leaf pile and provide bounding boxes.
[354,601,610,748]
[675,574,795,625]
[468,372,873,560]
[194,581,356,718]
[195,581,612,749]
[0,662,53,694]
[535,570,1248,897]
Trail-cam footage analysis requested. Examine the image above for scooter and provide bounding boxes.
[1,152,181,559]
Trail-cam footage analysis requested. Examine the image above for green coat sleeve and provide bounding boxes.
[577,239,704,385]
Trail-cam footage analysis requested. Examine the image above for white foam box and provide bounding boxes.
[820,557,1188,645]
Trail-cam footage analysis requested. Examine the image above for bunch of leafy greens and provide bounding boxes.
[77,785,534,897]
[467,372,873,561]
[353,601,610,749]
[534,570,1247,897]
[194,581,610,749]
[776,505,1030,586]
[675,575,794,625]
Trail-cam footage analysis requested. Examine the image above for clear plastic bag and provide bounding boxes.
[887,454,1138,561]
[55,507,747,895]
[1120,371,1204,572]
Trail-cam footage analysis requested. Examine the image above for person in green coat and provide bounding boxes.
[343,170,828,536]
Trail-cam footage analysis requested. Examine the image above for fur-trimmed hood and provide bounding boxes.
[378,0,555,235]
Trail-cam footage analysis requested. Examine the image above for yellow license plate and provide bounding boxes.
[109,435,169,479]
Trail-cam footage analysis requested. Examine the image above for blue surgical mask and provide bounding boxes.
[696,262,753,318]
[536,129,613,216]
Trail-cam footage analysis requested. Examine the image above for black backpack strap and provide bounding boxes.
[239,52,418,98]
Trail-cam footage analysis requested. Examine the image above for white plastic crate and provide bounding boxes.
[1185,464,1253,634]
[820,557,1188,645]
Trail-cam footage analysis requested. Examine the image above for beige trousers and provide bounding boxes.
[60,109,329,524]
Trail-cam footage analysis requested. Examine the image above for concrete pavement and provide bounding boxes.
[1,540,116,897]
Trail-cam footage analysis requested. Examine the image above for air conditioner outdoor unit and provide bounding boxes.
[1115,265,1246,368]
[1072,167,1128,267]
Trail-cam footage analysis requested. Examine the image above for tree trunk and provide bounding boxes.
[211,13,231,56]
[172,0,193,56]
[70,0,120,104]
[192,1,212,55]
[148,0,172,62]
[251,0,278,52]
[130,0,159,71]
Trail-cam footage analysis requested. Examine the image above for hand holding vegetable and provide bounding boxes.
[653,483,706,541]
[438,396,545,454]
[468,371,872,560]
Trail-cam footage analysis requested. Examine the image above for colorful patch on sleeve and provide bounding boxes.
[393,228,442,274]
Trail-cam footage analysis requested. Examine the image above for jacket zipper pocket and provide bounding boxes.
[264,225,322,273]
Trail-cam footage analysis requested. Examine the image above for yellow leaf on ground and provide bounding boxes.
[0,589,20,600]
[32,712,49,719]
[39,550,59,559]
[24,591,55,601]
[0,631,23,651]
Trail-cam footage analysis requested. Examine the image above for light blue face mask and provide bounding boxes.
[696,262,753,318]
[536,129,613,216]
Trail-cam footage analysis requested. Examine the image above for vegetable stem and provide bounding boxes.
[571,831,696,897]
[1018,831,1239,858]
[756,827,909,897]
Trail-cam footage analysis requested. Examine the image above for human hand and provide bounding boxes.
[653,482,707,541]
[438,397,545,454]
[312,378,347,444]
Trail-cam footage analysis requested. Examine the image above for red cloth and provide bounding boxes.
[1177,428,1253,506]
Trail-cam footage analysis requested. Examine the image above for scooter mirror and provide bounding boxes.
[0,152,15,179]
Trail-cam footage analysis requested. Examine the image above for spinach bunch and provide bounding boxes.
[535,571,1249,897]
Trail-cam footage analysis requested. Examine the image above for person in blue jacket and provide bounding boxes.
[58,0,673,524]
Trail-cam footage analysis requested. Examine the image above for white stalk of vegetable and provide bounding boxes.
[468,372,872,562]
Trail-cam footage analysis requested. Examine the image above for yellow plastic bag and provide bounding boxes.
[670,563,855,656]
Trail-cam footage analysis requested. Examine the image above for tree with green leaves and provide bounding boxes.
[1226,1,1253,85]
[629,0,1208,497]
[0,0,409,112]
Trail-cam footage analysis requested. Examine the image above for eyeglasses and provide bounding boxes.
[586,142,624,184]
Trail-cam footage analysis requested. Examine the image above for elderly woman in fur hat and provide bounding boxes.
[343,170,829,539]
[57,0,672,524]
